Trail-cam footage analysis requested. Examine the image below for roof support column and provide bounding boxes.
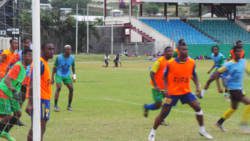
[164,3,168,19]
[176,3,178,17]
[139,3,143,17]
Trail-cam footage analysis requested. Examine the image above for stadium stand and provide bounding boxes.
[188,20,250,44]
[240,19,250,25]
[140,19,215,44]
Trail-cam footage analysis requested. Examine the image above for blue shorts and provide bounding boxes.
[30,99,50,121]
[41,99,50,121]
[163,93,197,106]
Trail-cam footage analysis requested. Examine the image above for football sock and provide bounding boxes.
[241,105,250,125]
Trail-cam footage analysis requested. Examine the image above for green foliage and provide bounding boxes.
[19,2,99,53]
[51,0,91,10]
[144,3,160,15]
[190,4,199,14]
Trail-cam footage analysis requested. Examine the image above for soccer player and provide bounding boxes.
[26,43,55,141]
[173,39,185,58]
[204,46,226,94]
[144,47,173,119]
[18,38,32,61]
[229,40,245,60]
[148,44,213,141]
[0,49,33,141]
[0,38,19,80]
[52,45,76,112]
[113,54,121,67]
[16,38,32,105]
[204,47,250,133]
[104,53,110,67]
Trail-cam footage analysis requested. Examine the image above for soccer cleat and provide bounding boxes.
[148,129,156,141]
[199,130,213,140]
[0,131,16,141]
[67,106,73,111]
[215,123,226,132]
[54,106,60,112]
[143,104,148,118]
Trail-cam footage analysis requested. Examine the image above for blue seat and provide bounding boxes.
[140,19,215,44]
[187,20,250,44]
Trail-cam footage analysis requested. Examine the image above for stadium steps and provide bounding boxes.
[130,17,174,52]
[186,21,220,44]
[235,19,250,32]
[124,23,155,42]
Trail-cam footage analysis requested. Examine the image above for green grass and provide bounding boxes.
[11,56,250,141]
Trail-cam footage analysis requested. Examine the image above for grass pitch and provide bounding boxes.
[11,55,250,141]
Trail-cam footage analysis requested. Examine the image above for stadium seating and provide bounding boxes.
[188,20,250,44]
[140,19,215,44]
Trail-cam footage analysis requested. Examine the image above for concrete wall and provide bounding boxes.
[236,20,250,32]
[0,37,10,50]
[88,26,154,55]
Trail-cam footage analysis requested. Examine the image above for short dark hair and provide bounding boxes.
[211,45,219,52]
[22,38,31,43]
[22,48,32,55]
[9,38,18,44]
[236,40,242,45]
[164,46,172,52]
[41,42,53,51]
[178,39,186,46]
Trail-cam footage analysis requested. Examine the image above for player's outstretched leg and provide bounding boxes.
[188,100,213,139]
[144,102,161,117]
[144,89,164,117]
[148,105,172,141]
[54,83,62,112]
[216,100,238,132]
[66,83,73,111]
[216,78,223,93]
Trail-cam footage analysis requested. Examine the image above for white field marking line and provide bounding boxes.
[103,97,239,123]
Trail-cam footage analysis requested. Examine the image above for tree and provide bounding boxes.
[190,4,199,15]
[19,0,99,53]
[144,3,160,15]
[51,0,91,10]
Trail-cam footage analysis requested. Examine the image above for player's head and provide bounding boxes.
[9,38,19,51]
[64,45,72,56]
[211,45,219,55]
[22,38,31,49]
[22,49,33,65]
[233,46,242,60]
[41,42,55,60]
[163,46,173,60]
[177,44,188,58]
[178,39,185,46]
[236,40,243,48]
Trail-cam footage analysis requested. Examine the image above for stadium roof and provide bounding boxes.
[140,0,250,4]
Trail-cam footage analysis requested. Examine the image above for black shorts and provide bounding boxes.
[229,90,245,102]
